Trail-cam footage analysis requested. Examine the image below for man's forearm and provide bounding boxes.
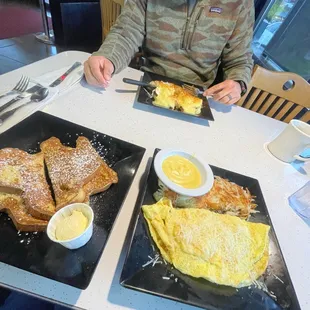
[93,0,147,74]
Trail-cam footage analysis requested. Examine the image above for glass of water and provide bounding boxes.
[289,181,310,222]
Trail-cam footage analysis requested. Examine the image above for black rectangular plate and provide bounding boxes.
[136,72,214,121]
[120,149,300,310]
[0,111,145,289]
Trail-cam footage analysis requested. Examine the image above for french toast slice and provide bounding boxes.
[41,136,117,210]
[0,149,55,220]
[0,193,48,231]
[83,159,118,203]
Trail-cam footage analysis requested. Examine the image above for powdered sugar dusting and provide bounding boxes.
[41,137,103,202]
[17,229,41,244]
[0,149,54,215]
[0,132,117,231]
[90,132,113,162]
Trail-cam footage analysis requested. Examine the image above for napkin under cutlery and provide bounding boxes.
[0,63,84,134]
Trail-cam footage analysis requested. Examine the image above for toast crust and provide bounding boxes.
[83,161,118,203]
[0,193,48,231]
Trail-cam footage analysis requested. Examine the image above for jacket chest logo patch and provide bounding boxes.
[209,7,222,14]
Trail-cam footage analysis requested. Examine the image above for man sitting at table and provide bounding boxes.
[84,0,254,105]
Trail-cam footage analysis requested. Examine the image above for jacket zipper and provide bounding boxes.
[181,0,198,50]
[181,2,190,49]
[188,6,204,50]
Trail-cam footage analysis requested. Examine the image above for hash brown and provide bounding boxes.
[154,176,257,219]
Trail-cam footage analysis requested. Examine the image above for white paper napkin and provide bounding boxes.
[0,64,84,134]
[0,85,58,134]
[35,63,84,95]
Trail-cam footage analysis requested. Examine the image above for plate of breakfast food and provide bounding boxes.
[136,72,214,121]
[0,111,145,289]
[120,149,300,310]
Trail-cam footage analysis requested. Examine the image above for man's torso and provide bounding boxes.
[143,0,244,86]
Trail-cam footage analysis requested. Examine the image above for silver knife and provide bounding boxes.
[0,85,42,114]
[0,88,49,126]
[49,62,82,87]
[0,62,83,113]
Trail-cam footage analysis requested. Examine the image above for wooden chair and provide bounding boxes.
[100,0,125,39]
[237,65,310,123]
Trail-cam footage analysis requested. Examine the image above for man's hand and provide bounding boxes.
[84,56,114,88]
[203,80,241,105]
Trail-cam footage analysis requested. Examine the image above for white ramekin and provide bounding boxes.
[47,203,94,250]
[154,149,214,197]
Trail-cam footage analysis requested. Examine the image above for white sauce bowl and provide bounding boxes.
[154,149,214,197]
[47,203,94,250]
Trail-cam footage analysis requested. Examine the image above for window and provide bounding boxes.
[252,0,310,82]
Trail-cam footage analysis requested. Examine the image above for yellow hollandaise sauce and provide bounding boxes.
[162,155,202,189]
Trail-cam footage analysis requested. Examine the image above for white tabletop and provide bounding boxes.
[0,51,309,310]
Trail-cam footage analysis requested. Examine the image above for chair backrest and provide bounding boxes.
[237,65,310,124]
[100,0,125,39]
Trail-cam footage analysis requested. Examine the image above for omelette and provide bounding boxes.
[150,81,203,115]
[154,176,257,219]
[142,198,270,288]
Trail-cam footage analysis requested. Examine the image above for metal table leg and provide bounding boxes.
[35,0,55,45]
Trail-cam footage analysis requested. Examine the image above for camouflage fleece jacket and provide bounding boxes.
[93,0,254,87]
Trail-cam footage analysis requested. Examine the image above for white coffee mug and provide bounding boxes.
[267,119,310,163]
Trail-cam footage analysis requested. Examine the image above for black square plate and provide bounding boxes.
[0,111,145,289]
[137,72,214,121]
[120,149,300,310]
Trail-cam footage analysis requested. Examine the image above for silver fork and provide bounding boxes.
[0,84,43,114]
[182,84,213,98]
[0,87,49,125]
[0,75,30,100]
